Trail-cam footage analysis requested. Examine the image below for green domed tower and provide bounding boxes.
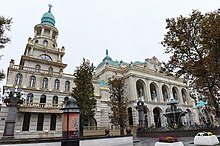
[31,4,60,51]
[41,4,55,26]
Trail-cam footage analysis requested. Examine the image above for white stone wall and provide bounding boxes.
[95,64,196,127]
[0,136,133,146]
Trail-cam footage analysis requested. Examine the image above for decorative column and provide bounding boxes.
[41,27,45,36]
[49,29,53,39]
[146,81,151,102]
[158,83,164,103]
[179,87,185,104]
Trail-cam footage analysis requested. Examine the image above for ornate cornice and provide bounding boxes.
[20,55,67,69]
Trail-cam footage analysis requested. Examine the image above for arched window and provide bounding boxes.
[35,64,41,72]
[150,83,158,102]
[38,54,52,61]
[37,113,44,131]
[172,87,179,100]
[65,81,70,91]
[43,40,48,47]
[54,79,60,90]
[22,113,31,131]
[35,40,38,44]
[64,97,69,106]
[162,85,169,102]
[48,67,53,74]
[15,73,23,85]
[42,77,48,89]
[153,108,161,128]
[182,89,187,104]
[52,96,58,104]
[50,114,56,131]
[40,94,46,108]
[26,93,34,103]
[29,75,36,87]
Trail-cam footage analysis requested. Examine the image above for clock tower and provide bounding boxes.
[20,4,67,73]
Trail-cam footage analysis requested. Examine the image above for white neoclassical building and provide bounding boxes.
[94,51,196,128]
[0,6,196,139]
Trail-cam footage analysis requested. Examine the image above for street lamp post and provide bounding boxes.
[134,97,147,127]
[2,85,24,139]
[61,96,80,146]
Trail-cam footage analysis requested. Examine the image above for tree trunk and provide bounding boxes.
[120,125,124,135]
[80,125,83,137]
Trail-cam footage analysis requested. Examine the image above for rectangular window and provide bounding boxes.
[22,113,31,131]
[50,114,56,131]
[37,113,44,131]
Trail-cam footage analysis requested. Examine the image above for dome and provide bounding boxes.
[41,4,55,26]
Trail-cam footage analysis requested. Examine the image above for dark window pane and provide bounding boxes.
[22,113,31,131]
[37,113,44,131]
[50,114,56,131]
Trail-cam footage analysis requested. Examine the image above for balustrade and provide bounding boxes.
[12,65,72,78]
[21,102,63,109]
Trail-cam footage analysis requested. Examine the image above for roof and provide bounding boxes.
[41,4,55,26]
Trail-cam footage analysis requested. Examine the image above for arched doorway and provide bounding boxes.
[128,107,133,126]
[153,107,161,128]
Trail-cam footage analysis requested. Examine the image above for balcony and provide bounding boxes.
[10,65,73,78]
[18,102,63,113]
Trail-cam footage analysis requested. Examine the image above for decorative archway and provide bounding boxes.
[153,107,162,128]
[181,88,187,104]
[150,82,159,102]
[162,84,169,102]
[136,79,146,99]
[172,86,179,100]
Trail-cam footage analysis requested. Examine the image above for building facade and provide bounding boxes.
[95,51,195,128]
[0,6,196,139]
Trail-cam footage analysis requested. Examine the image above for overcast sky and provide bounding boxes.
[0,0,220,90]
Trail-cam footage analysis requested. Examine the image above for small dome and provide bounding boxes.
[41,4,55,26]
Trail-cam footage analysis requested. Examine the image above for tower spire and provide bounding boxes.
[48,4,52,13]
[106,49,108,56]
